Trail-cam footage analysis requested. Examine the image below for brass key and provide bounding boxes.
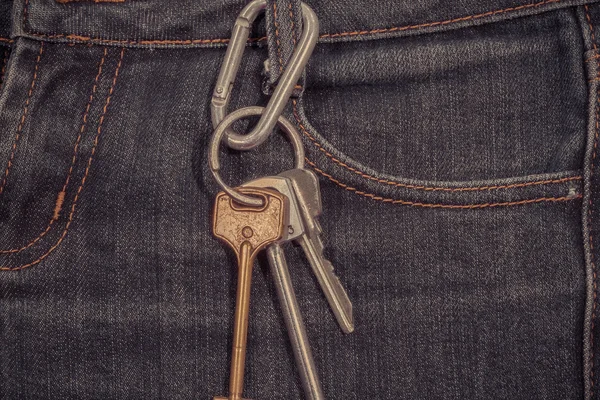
[213,187,288,400]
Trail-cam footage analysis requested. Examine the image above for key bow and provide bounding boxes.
[213,188,287,259]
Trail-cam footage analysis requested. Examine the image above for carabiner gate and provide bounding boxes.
[211,0,319,150]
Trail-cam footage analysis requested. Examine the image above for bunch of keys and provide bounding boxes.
[209,107,353,400]
[207,2,350,398]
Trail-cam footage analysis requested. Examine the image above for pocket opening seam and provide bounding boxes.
[291,100,583,193]
[305,157,582,208]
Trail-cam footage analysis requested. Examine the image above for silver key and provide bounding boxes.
[242,176,324,400]
[279,168,354,334]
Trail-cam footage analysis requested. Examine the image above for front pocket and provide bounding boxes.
[275,7,590,398]
[293,6,587,208]
[0,39,125,271]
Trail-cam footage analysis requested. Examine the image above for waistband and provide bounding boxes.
[1,0,599,48]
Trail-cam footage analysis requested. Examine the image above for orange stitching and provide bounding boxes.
[320,0,561,39]
[29,33,235,46]
[0,42,44,196]
[305,158,581,208]
[23,0,29,29]
[291,100,582,192]
[53,191,65,220]
[21,0,561,46]
[272,2,284,74]
[586,52,600,62]
[0,38,12,44]
[586,5,599,396]
[0,47,125,271]
[0,48,108,254]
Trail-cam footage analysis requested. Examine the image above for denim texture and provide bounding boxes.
[0,0,598,399]
[265,0,303,90]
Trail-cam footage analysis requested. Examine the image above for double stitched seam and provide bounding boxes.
[320,0,562,39]
[0,42,44,196]
[20,0,561,46]
[0,47,108,255]
[291,100,582,192]
[0,47,125,271]
[586,53,600,62]
[306,158,582,208]
[586,5,599,397]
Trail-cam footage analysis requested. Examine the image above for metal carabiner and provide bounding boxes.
[211,0,319,151]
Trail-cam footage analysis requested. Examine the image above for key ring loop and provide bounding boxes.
[209,106,305,207]
[211,0,319,151]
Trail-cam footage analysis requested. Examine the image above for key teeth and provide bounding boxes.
[322,258,335,273]
[322,258,354,334]
[299,233,354,334]
[314,219,323,235]
[307,225,326,254]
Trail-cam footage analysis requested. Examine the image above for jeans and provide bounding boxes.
[0,0,598,399]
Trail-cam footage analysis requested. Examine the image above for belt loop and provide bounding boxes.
[265,0,305,97]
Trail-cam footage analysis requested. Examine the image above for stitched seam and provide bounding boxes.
[20,0,562,46]
[0,47,107,255]
[0,42,43,196]
[0,38,12,44]
[0,47,125,271]
[25,34,235,46]
[0,48,9,90]
[305,158,582,208]
[291,100,582,192]
[586,5,599,397]
[320,0,562,39]
[23,0,29,29]
[586,52,600,62]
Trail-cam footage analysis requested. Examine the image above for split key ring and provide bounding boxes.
[208,106,305,207]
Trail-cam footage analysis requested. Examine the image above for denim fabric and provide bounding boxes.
[265,0,301,79]
[0,0,598,399]
[264,0,304,94]
[0,0,11,90]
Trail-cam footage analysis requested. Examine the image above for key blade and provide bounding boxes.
[281,169,354,334]
[267,244,325,400]
[298,234,354,334]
